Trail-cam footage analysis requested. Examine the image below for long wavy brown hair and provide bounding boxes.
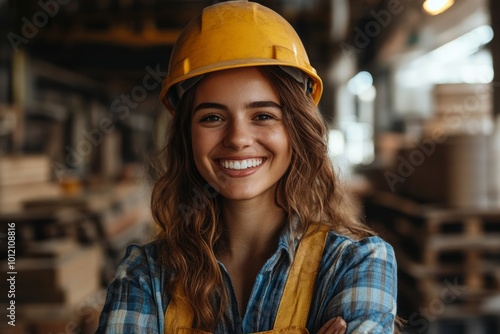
[151,66,376,331]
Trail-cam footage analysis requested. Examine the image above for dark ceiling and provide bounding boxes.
[6,0,383,89]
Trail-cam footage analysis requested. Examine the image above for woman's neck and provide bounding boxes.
[217,196,286,317]
[219,197,285,262]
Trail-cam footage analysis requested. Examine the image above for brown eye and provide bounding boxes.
[254,113,275,121]
[200,114,222,122]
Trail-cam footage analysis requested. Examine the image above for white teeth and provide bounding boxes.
[220,159,263,170]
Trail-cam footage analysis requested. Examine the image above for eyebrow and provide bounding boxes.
[245,101,282,110]
[193,101,282,113]
[193,102,228,113]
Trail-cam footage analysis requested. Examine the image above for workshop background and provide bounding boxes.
[1,0,500,333]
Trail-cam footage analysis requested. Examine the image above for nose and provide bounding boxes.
[223,118,254,150]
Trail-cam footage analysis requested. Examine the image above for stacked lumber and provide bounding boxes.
[395,134,495,208]
[0,155,51,186]
[364,191,500,333]
[425,83,493,136]
[0,241,102,305]
[0,289,106,334]
[0,241,103,333]
[0,155,62,213]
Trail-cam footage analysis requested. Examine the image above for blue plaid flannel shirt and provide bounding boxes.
[97,226,397,333]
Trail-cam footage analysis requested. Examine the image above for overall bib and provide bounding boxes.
[164,224,329,334]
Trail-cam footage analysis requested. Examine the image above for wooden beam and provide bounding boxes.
[40,20,182,47]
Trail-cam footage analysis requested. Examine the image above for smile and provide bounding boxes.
[219,158,263,170]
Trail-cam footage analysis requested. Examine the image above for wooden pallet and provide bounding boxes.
[402,316,500,334]
[364,191,500,318]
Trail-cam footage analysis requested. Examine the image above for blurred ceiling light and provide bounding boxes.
[347,71,373,95]
[359,85,376,102]
[423,0,454,15]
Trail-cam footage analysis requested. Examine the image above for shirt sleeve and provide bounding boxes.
[323,236,398,334]
[96,244,163,334]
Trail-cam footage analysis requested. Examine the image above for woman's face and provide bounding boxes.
[190,67,292,202]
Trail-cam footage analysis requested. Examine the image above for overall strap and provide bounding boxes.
[273,224,329,329]
[164,294,194,334]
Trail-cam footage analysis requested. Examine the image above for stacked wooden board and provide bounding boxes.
[364,191,500,334]
[0,177,151,333]
[425,83,493,137]
[0,240,104,334]
[0,155,62,213]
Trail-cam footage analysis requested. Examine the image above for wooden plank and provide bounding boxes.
[369,190,500,219]
[0,245,102,306]
[0,182,63,213]
[23,238,79,258]
[0,155,51,186]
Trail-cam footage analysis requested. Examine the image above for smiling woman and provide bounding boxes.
[97,1,398,334]
[191,67,292,203]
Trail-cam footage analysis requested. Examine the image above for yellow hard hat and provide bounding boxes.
[160,0,323,111]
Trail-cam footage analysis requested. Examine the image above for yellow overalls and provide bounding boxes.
[164,224,330,334]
